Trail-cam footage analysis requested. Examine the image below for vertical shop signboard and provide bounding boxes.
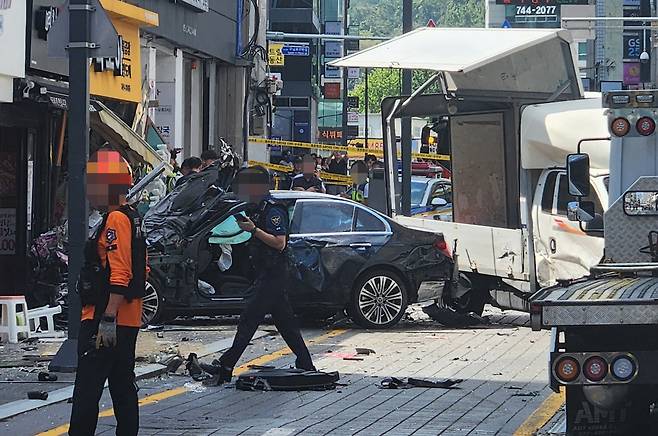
[154,81,175,145]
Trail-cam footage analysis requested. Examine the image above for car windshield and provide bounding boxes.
[411,181,427,206]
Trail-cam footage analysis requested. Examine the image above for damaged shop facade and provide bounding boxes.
[1,0,165,302]
[1,0,252,303]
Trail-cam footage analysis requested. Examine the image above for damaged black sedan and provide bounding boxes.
[142,170,453,329]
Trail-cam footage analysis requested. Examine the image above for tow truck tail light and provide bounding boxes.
[583,356,608,382]
[611,355,637,381]
[433,235,451,258]
[530,303,541,315]
[555,356,580,383]
[611,117,631,137]
[636,117,656,136]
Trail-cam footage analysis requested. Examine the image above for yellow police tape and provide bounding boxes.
[248,136,450,161]
[248,160,353,186]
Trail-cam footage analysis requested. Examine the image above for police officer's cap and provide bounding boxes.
[233,165,271,189]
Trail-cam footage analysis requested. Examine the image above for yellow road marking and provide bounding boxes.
[37,328,347,436]
[514,390,565,436]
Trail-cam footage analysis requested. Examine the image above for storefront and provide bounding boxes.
[0,0,161,295]
[127,0,247,160]
[0,0,28,293]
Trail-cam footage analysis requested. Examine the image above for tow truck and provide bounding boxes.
[529,90,658,434]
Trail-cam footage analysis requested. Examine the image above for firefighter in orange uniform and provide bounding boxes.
[69,150,148,436]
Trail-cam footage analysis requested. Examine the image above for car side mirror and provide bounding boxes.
[431,197,447,207]
[566,153,590,197]
[567,201,595,222]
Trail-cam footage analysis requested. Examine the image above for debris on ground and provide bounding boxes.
[37,372,57,382]
[343,357,364,361]
[511,391,540,397]
[405,305,432,322]
[236,368,340,392]
[183,381,207,393]
[27,391,48,400]
[185,353,209,382]
[379,377,462,390]
[505,385,523,390]
[355,348,376,355]
[161,354,184,373]
[422,304,488,327]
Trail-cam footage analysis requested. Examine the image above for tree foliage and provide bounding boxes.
[348,0,484,112]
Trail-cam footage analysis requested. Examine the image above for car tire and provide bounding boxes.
[141,278,165,327]
[451,274,489,316]
[350,269,408,329]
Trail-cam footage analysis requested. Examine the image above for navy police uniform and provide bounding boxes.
[218,198,315,371]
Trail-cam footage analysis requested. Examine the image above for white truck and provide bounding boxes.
[332,27,611,313]
[529,90,658,434]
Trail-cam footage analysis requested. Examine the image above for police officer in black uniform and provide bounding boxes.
[208,166,315,384]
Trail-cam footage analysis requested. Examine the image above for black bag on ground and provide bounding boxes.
[236,368,340,391]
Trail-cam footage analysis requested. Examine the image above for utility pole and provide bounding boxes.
[50,0,91,372]
[401,0,412,216]
[342,0,349,146]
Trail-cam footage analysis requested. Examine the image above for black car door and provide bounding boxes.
[287,199,392,303]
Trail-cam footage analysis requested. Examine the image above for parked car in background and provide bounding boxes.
[411,176,453,221]
[142,178,453,329]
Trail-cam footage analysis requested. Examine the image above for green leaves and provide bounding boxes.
[348,0,484,113]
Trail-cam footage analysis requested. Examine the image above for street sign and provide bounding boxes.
[427,19,436,28]
[324,63,341,79]
[268,42,284,66]
[347,96,359,109]
[348,111,359,124]
[348,67,360,79]
[281,43,309,57]
[48,0,121,58]
[324,41,342,58]
[324,82,341,99]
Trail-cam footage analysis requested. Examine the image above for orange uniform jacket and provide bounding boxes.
[81,210,148,327]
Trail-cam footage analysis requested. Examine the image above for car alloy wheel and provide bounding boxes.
[141,281,160,326]
[358,275,404,327]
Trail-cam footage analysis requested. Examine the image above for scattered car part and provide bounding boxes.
[37,372,58,382]
[27,391,48,400]
[236,368,340,391]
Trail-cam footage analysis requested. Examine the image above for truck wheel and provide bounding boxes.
[141,279,165,327]
[451,274,490,316]
[349,269,408,329]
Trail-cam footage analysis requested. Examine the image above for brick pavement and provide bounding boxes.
[2,311,555,435]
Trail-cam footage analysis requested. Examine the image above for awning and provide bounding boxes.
[91,101,172,173]
[330,27,582,100]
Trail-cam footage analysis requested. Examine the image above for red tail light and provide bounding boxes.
[433,235,451,258]
[584,356,608,382]
[611,117,631,137]
[636,117,656,136]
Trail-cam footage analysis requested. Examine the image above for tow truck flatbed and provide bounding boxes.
[530,276,658,329]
